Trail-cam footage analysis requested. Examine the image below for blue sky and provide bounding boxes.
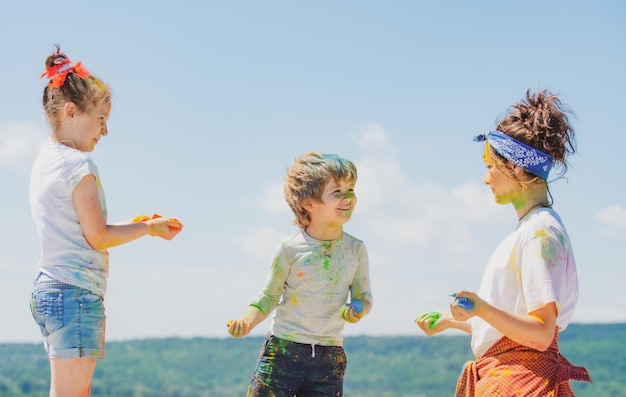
[1,1,624,343]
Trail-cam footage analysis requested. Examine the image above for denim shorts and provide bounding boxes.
[247,335,347,397]
[30,273,106,359]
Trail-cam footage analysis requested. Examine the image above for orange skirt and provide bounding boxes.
[456,330,591,396]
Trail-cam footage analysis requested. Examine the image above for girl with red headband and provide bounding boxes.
[29,45,183,396]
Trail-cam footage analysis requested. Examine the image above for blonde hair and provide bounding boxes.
[42,44,110,131]
[284,151,357,228]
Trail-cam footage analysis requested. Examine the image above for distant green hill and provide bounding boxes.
[1,323,623,396]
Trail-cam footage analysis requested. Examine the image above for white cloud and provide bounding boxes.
[236,226,288,263]
[351,123,508,253]
[0,121,47,171]
[594,205,626,233]
[257,181,288,213]
[356,155,506,252]
[350,122,396,153]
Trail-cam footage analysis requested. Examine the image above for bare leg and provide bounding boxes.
[49,357,97,397]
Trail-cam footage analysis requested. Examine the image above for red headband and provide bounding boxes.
[40,57,90,88]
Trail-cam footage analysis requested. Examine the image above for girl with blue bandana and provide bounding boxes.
[415,90,591,396]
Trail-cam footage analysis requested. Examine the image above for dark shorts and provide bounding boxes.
[30,273,106,359]
[247,335,347,397]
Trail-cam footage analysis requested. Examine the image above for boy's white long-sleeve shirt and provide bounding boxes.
[250,229,372,346]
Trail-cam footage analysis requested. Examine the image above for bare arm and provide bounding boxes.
[415,311,472,336]
[451,290,557,351]
[73,175,182,250]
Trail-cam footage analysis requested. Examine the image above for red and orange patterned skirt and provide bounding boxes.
[456,330,592,396]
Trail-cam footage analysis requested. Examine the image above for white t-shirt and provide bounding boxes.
[29,141,109,297]
[470,207,579,357]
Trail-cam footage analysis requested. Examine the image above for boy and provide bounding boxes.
[228,151,373,396]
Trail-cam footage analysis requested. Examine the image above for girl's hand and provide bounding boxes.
[227,319,251,338]
[132,215,151,223]
[449,290,482,321]
[415,311,450,335]
[134,214,183,240]
[341,303,363,323]
[146,217,183,240]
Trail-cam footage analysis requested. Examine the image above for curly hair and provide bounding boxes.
[494,89,576,178]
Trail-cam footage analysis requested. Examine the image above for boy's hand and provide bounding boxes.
[227,319,251,338]
[341,303,363,323]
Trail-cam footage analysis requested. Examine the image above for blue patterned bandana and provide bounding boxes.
[473,130,553,180]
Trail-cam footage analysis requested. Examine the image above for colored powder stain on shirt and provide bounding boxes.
[271,256,281,268]
[541,239,558,264]
[323,258,330,270]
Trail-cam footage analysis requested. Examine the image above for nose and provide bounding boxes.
[101,124,108,136]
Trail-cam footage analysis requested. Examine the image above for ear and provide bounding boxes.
[512,165,534,182]
[62,102,77,120]
[302,199,315,212]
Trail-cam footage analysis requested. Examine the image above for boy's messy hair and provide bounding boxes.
[284,151,357,228]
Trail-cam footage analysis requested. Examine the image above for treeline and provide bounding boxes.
[1,323,624,396]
